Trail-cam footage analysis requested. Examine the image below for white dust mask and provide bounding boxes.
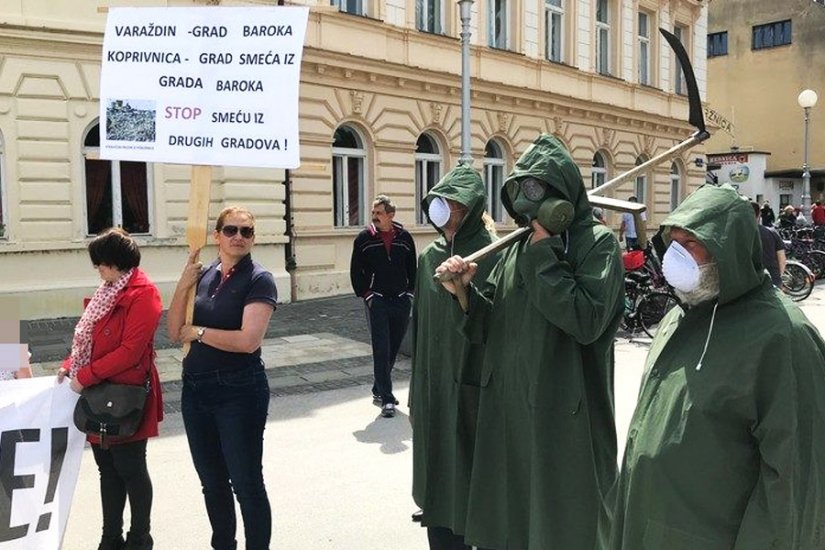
[662,240,701,293]
[428,197,451,228]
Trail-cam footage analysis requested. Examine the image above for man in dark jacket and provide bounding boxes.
[603,184,825,549]
[410,165,501,549]
[437,135,625,549]
[350,195,417,418]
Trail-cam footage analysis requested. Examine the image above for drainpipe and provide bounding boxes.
[278,0,298,302]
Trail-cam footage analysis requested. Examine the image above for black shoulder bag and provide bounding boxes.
[73,376,150,448]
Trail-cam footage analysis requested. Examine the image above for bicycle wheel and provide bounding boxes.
[782,261,813,301]
[804,250,825,279]
[638,291,680,338]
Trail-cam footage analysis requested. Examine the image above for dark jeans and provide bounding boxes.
[366,295,411,405]
[625,236,640,250]
[427,526,471,550]
[91,439,152,542]
[182,367,271,550]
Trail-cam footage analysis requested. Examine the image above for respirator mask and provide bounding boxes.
[504,176,574,234]
[427,197,452,228]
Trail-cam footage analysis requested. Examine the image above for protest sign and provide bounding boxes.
[99,7,309,168]
[0,379,84,550]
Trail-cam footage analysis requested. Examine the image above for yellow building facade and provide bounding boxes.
[0,0,707,319]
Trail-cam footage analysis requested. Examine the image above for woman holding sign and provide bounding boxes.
[168,206,277,550]
[57,228,163,550]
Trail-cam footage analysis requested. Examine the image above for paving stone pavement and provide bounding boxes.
[23,295,415,410]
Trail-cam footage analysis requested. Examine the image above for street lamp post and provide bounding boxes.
[458,0,473,165]
[798,89,818,218]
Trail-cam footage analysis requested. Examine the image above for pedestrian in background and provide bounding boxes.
[603,184,825,548]
[410,165,501,550]
[168,206,277,550]
[57,228,163,550]
[350,195,417,418]
[760,200,775,227]
[811,200,825,227]
[437,135,624,549]
[778,205,796,230]
[751,201,786,287]
[619,196,646,250]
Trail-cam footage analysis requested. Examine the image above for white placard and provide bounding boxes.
[99,7,309,168]
[0,378,84,549]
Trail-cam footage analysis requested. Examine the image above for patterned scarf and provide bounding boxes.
[69,268,134,376]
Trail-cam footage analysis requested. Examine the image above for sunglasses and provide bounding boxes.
[220,225,255,238]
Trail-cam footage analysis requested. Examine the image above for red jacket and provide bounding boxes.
[812,204,825,226]
[63,268,164,444]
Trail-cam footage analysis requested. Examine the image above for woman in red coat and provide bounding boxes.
[57,228,163,550]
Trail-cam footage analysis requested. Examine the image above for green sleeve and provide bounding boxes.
[733,326,825,549]
[518,233,623,345]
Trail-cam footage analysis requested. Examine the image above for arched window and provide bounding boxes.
[591,151,608,189]
[333,125,367,227]
[415,133,443,224]
[634,155,649,202]
[484,139,507,222]
[82,122,152,235]
[670,161,683,211]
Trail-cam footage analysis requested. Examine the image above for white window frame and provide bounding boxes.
[332,127,367,228]
[331,0,364,16]
[634,155,648,203]
[670,162,682,211]
[82,122,154,236]
[595,0,611,75]
[484,139,507,222]
[638,11,651,85]
[674,24,687,95]
[416,0,444,33]
[592,151,607,189]
[415,134,443,224]
[545,0,564,63]
[488,0,509,49]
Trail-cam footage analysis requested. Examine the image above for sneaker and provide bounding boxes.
[381,403,396,418]
[373,394,399,406]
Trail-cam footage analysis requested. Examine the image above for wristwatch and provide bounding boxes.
[196,326,206,343]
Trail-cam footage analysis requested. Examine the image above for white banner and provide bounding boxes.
[0,379,84,550]
[99,7,309,168]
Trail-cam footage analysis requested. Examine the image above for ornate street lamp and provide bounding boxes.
[458,0,473,165]
[798,89,818,218]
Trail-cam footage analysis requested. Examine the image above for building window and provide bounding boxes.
[415,133,442,224]
[635,155,648,203]
[591,151,608,189]
[333,125,366,227]
[484,139,507,222]
[673,25,688,95]
[331,0,364,16]
[488,0,508,49]
[707,31,728,57]
[545,0,564,63]
[752,20,792,50]
[670,161,682,211]
[83,123,151,236]
[638,11,651,85]
[595,0,611,75]
[416,0,443,33]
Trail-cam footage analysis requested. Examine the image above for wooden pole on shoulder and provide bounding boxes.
[182,165,213,357]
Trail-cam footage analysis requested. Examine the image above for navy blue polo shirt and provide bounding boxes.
[183,253,277,374]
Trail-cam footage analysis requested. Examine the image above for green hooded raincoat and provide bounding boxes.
[603,184,825,549]
[461,135,625,549]
[410,164,501,535]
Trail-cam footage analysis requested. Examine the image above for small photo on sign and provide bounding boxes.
[106,99,157,142]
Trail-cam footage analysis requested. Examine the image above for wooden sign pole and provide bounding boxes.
[182,165,213,357]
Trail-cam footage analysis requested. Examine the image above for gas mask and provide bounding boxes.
[427,197,452,228]
[504,176,574,234]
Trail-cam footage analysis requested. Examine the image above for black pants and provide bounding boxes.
[91,439,152,541]
[366,295,411,405]
[427,526,472,550]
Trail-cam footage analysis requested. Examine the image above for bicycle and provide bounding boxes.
[781,260,814,302]
[622,271,681,338]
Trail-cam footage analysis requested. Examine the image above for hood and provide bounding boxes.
[502,134,594,227]
[422,164,487,241]
[661,184,764,305]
